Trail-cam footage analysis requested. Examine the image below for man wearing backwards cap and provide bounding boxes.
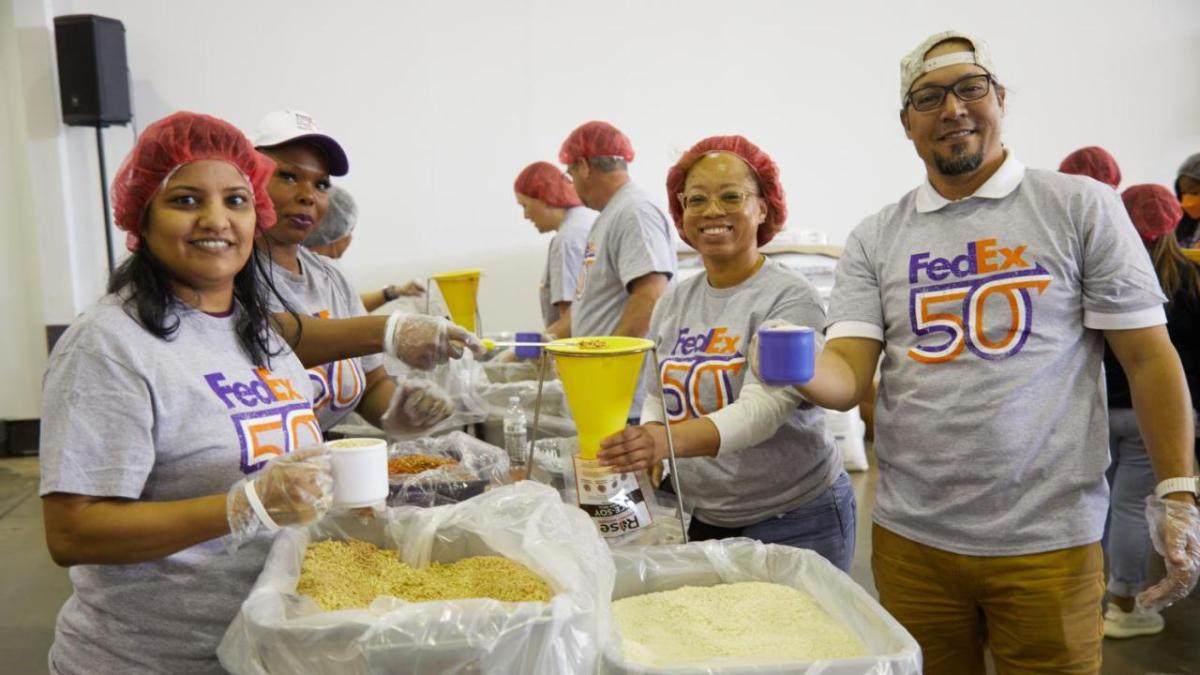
[560,121,677,418]
[758,31,1199,673]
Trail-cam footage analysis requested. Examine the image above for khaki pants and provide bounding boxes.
[872,525,1104,675]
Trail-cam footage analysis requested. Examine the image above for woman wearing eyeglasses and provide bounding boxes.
[596,135,855,570]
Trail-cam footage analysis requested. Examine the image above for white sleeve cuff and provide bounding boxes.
[707,383,804,454]
[640,393,665,425]
[825,320,885,342]
[1083,306,1166,330]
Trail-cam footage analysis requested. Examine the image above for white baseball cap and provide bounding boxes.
[899,30,997,106]
[251,110,349,176]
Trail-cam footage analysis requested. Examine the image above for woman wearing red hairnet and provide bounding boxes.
[249,110,468,436]
[1101,184,1200,638]
[597,136,855,570]
[37,112,336,674]
[514,161,597,338]
[1058,146,1121,189]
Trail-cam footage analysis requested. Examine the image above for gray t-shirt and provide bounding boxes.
[571,182,677,416]
[260,247,383,430]
[39,295,320,675]
[826,161,1166,556]
[540,206,595,326]
[646,258,842,527]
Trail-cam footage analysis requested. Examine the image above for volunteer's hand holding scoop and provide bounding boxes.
[384,312,484,370]
[748,318,816,386]
[226,448,334,550]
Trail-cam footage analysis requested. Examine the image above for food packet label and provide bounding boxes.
[572,456,653,539]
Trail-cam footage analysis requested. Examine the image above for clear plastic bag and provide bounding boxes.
[387,431,511,507]
[481,358,556,384]
[530,437,569,491]
[385,350,488,435]
[536,437,681,549]
[479,379,577,445]
[218,482,615,675]
[600,539,921,675]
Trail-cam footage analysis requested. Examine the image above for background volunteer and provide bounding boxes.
[513,160,596,339]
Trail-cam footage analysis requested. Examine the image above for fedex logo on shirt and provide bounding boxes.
[909,238,1031,283]
[906,238,1053,364]
[205,368,306,409]
[204,368,321,473]
[671,327,741,356]
[661,326,745,422]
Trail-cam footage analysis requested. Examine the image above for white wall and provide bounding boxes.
[1,1,45,419]
[5,1,1199,417]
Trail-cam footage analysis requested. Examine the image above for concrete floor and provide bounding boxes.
[2,453,1197,674]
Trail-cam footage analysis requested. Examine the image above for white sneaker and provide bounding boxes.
[1103,601,1164,638]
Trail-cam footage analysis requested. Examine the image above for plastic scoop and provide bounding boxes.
[482,338,552,351]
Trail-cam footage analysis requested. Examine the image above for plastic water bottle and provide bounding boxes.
[503,396,528,470]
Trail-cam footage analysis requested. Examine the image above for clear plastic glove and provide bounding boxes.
[226,447,333,552]
[381,379,455,439]
[747,318,799,383]
[389,280,425,298]
[1136,496,1200,612]
[384,312,484,371]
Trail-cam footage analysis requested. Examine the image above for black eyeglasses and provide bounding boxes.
[906,74,994,112]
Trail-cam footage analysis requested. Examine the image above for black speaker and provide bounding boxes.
[53,14,131,127]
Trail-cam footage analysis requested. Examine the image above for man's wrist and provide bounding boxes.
[382,284,398,302]
[1155,476,1200,501]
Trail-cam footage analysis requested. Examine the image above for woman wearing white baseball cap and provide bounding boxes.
[250,110,473,438]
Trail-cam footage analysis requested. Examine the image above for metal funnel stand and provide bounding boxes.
[526,337,688,544]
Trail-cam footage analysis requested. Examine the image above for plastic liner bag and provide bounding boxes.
[387,431,511,507]
[600,539,921,675]
[218,482,616,675]
[384,350,488,436]
[479,379,576,441]
[529,437,570,491]
[481,358,556,384]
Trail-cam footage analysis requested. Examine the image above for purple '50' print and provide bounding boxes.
[908,264,1052,364]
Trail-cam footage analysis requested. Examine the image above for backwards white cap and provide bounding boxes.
[251,110,349,176]
[899,30,997,105]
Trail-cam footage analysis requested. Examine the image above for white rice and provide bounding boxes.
[613,581,866,667]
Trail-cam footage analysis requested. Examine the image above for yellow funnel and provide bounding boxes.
[547,336,653,459]
[430,269,481,334]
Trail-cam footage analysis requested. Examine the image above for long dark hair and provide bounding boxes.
[1147,232,1200,303]
[1174,177,1199,246]
[108,232,297,368]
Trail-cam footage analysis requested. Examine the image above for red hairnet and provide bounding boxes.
[1059,146,1121,189]
[558,121,635,165]
[666,135,787,248]
[513,161,582,208]
[1122,184,1183,243]
[112,111,277,251]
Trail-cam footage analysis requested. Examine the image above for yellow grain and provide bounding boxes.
[297,539,552,611]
